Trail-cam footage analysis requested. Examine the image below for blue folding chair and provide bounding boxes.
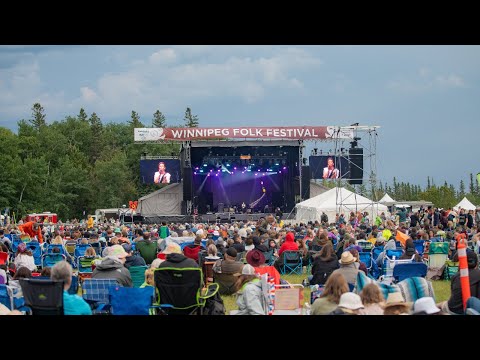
[357,241,373,252]
[393,262,428,282]
[109,286,155,315]
[386,249,403,259]
[372,246,384,261]
[413,240,426,256]
[0,284,14,310]
[129,265,148,288]
[26,242,43,267]
[359,252,373,274]
[42,253,66,268]
[280,251,303,275]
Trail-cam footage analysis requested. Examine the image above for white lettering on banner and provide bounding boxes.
[222,129,229,136]
[240,129,249,136]
[214,129,221,136]
[266,129,273,136]
[297,129,305,138]
[171,129,182,138]
[207,129,214,136]
[255,129,262,136]
[233,128,240,136]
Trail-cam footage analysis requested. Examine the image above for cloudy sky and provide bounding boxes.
[0,45,478,188]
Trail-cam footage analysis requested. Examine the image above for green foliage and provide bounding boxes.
[183,107,199,128]
[152,110,167,128]
[29,103,46,130]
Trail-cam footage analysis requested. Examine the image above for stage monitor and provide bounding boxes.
[140,159,181,184]
[309,155,349,180]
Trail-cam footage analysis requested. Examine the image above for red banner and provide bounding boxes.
[134,126,353,142]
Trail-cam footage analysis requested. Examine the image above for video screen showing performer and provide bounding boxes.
[309,155,349,180]
[140,159,180,184]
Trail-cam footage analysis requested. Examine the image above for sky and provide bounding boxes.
[0,45,479,189]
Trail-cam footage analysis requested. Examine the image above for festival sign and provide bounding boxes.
[134,126,354,142]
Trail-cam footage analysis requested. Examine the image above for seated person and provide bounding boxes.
[183,236,205,262]
[212,247,244,295]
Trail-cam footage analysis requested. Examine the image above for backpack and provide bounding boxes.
[203,291,226,315]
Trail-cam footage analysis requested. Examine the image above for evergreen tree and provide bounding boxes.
[128,110,144,128]
[29,103,46,130]
[89,112,103,164]
[183,107,199,127]
[78,108,88,122]
[427,176,431,189]
[459,180,466,198]
[469,173,475,195]
[152,110,167,128]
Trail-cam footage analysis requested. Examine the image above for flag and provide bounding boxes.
[396,230,409,246]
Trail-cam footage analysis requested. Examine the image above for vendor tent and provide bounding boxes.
[453,197,476,211]
[137,183,183,216]
[295,187,388,223]
[379,193,396,204]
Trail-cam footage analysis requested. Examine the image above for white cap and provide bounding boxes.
[413,297,440,315]
[338,293,364,310]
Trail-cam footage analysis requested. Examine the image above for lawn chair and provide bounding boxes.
[413,240,426,257]
[357,240,373,252]
[19,278,64,315]
[82,278,121,314]
[153,267,219,315]
[280,251,303,275]
[109,286,155,315]
[272,283,304,315]
[0,284,14,310]
[443,259,459,280]
[427,242,449,268]
[78,256,95,274]
[41,253,66,268]
[129,265,148,288]
[26,242,42,268]
[372,246,384,261]
[359,252,373,274]
[392,262,428,282]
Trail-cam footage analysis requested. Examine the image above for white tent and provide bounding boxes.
[295,187,389,223]
[379,193,395,204]
[453,197,476,211]
[137,183,183,216]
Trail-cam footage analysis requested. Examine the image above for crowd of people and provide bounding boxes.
[0,205,480,315]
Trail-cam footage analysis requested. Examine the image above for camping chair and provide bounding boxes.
[26,242,42,267]
[413,240,426,257]
[0,284,14,310]
[77,256,95,274]
[65,243,76,257]
[153,267,219,315]
[109,286,155,315]
[372,246,384,261]
[427,242,449,268]
[82,278,121,314]
[392,262,428,282]
[263,250,276,266]
[0,251,8,266]
[280,251,303,275]
[90,242,104,256]
[383,254,414,279]
[357,240,373,252]
[443,260,459,280]
[236,251,247,264]
[359,252,373,274]
[129,265,148,288]
[45,244,67,256]
[41,253,66,268]
[272,283,304,315]
[19,278,64,315]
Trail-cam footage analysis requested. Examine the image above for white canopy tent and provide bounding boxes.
[295,187,389,223]
[379,193,396,204]
[453,197,476,211]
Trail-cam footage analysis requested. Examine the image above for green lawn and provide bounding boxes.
[221,274,452,314]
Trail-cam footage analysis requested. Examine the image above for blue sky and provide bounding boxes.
[0,45,478,189]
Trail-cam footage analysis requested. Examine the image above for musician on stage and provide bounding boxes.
[241,202,247,213]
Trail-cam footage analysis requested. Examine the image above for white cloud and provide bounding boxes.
[388,69,466,93]
[149,48,177,65]
[80,86,99,102]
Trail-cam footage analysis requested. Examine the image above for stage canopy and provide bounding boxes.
[295,187,388,223]
[453,197,476,211]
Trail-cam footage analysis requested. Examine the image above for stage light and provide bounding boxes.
[199,169,204,173]
[263,173,266,176]
[226,163,230,167]
[257,169,261,172]
[233,167,237,170]
[210,169,213,172]
[203,164,207,167]
[283,166,286,170]
[217,169,221,172]
[278,171,282,174]
[195,167,199,170]
[215,174,218,177]
[255,173,258,176]
[275,162,279,166]
[261,181,264,185]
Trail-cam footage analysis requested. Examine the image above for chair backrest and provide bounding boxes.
[129,265,148,288]
[413,240,426,256]
[281,251,303,275]
[42,253,66,268]
[359,252,373,269]
[386,249,403,259]
[90,242,104,255]
[65,243,76,256]
[0,284,14,310]
[26,242,42,266]
[109,286,155,315]
[393,262,428,282]
[153,267,204,314]
[263,250,274,265]
[372,246,384,261]
[74,244,92,258]
[82,278,120,312]
[357,240,373,252]
[428,242,448,255]
[0,252,8,266]
[273,283,304,314]
[78,256,95,273]
[19,278,64,315]
[46,244,66,256]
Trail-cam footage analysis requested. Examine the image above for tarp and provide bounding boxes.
[453,197,476,211]
[137,182,183,216]
[295,187,388,223]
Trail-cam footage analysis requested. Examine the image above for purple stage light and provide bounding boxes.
[255,173,257,176]
[242,171,245,174]
[233,167,237,170]
[210,169,213,172]
[278,171,282,174]
[215,174,218,177]
[263,173,266,176]
[283,166,286,170]
[195,167,199,170]
[194,172,197,175]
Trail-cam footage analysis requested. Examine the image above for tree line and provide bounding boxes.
[0,103,199,221]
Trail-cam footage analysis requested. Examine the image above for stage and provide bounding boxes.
[142,212,291,224]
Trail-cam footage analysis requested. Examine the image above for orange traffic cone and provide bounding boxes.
[456,236,471,310]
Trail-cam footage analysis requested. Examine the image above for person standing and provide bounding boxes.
[17,221,43,243]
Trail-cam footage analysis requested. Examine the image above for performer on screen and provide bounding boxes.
[154,161,171,184]
[322,157,340,179]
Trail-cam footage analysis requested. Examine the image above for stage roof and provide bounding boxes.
[189,140,301,148]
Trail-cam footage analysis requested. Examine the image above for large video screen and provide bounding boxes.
[140,159,181,184]
[309,155,349,180]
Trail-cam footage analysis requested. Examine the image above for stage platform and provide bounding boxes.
[142,213,291,224]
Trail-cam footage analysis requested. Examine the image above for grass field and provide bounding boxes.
[221,274,452,314]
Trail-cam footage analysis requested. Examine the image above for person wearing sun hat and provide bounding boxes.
[331,251,360,289]
[383,292,412,315]
[412,297,442,315]
[329,292,364,315]
[92,244,133,287]
[232,264,266,315]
